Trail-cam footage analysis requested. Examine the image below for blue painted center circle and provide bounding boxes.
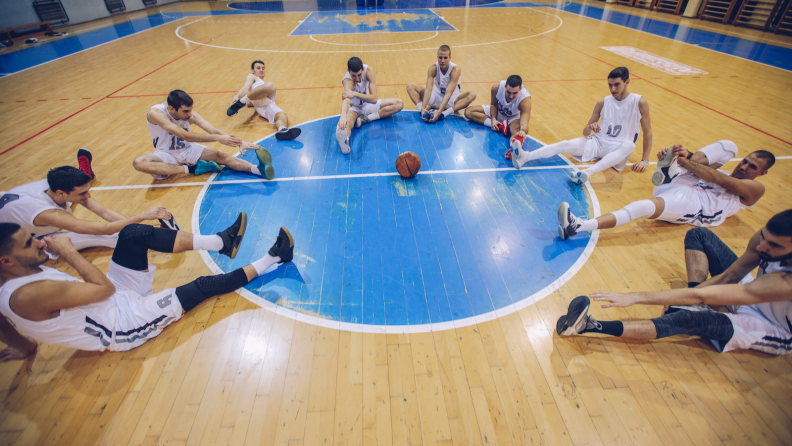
[195,112,595,332]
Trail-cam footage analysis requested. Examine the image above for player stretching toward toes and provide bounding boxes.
[406,45,475,123]
[336,57,404,154]
[226,60,301,141]
[556,210,792,356]
[557,141,774,240]
[0,216,296,357]
[0,164,177,254]
[513,67,652,183]
[133,90,275,180]
[464,75,531,160]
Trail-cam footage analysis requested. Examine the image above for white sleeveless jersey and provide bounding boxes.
[146,102,202,153]
[595,93,642,146]
[666,168,747,226]
[754,260,792,334]
[0,179,71,238]
[495,80,530,120]
[434,62,460,96]
[250,77,276,108]
[0,267,118,351]
[342,64,371,107]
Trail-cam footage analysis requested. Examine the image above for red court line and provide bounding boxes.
[0,33,224,157]
[522,26,792,147]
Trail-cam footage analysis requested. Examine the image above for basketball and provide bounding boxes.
[395,152,421,179]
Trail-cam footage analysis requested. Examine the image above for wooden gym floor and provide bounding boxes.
[0,0,791,445]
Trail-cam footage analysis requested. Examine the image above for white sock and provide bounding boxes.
[442,108,453,117]
[251,165,261,176]
[278,126,287,132]
[416,102,422,111]
[239,95,248,104]
[484,118,492,127]
[367,112,380,122]
[612,209,632,227]
[184,165,190,173]
[193,234,223,251]
[578,219,599,232]
[252,254,280,275]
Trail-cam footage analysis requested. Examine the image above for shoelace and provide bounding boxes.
[587,316,602,330]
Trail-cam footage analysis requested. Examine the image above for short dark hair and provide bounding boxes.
[167,90,193,111]
[251,60,265,70]
[767,210,792,238]
[438,45,451,55]
[506,75,522,88]
[751,150,775,169]
[0,223,21,257]
[347,57,363,73]
[608,67,629,81]
[47,166,91,193]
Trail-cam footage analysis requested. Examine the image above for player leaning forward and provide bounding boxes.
[513,67,652,183]
[336,57,404,154]
[406,45,475,122]
[0,216,296,357]
[226,60,301,140]
[133,90,276,180]
[464,75,531,157]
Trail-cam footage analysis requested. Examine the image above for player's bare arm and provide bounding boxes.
[677,157,765,205]
[0,315,37,361]
[343,69,378,104]
[489,84,500,131]
[82,197,127,222]
[699,230,763,288]
[633,97,652,173]
[147,108,241,147]
[33,206,172,236]
[231,73,257,105]
[583,100,604,136]
[10,236,116,321]
[434,65,461,119]
[420,64,437,118]
[514,96,531,139]
[189,112,242,146]
[338,78,355,130]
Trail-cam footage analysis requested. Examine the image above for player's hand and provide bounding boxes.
[656,147,668,161]
[140,206,171,222]
[0,344,36,363]
[338,117,347,130]
[490,119,501,132]
[671,144,691,159]
[229,96,240,106]
[428,110,440,123]
[586,122,601,134]
[237,141,258,156]
[217,134,242,147]
[341,90,356,100]
[43,235,76,257]
[633,160,649,173]
[590,291,637,308]
[513,130,527,141]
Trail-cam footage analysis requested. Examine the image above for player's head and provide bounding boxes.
[0,223,48,273]
[731,150,774,179]
[437,45,451,69]
[166,90,194,120]
[47,166,92,204]
[251,60,265,77]
[505,75,523,103]
[607,67,630,97]
[757,210,792,262]
[347,57,364,82]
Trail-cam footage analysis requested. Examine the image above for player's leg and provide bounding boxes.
[406,83,426,108]
[513,137,587,170]
[336,109,357,155]
[507,119,521,139]
[62,232,119,250]
[227,82,276,116]
[358,99,403,126]
[464,104,489,125]
[269,107,300,141]
[451,91,475,113]
[132,153,187,179]
[583,141,635,177]
[684,227,740,287]
[199,147,274,180]
[557,197,665,240]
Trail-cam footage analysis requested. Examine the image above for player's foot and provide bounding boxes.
[227,99,246,117]
[255,147,275,180]
[430,110,444,122]
[355,114,371,129]
[159,214,182,231]
[336,127,351,155]
[268,227,294,264]
[569,170,590,185]
[556,295,599,336]
[275,128,301,141]
[496,120,509,137]
[422,111,431,121]
[557,202,583,240]
[193,160,222,176]
[652,148,679,186]
[510,135,528,169]
[505,148,512,161]
[217,212,247,259]
[77,148,95,179]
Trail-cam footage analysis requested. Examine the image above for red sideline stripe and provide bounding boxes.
[0,34,224,157]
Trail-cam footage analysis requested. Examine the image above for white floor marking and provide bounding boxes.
[601,46,708,75]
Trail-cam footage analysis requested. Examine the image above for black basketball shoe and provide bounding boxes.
[227,99,247,117]
[77,148,95,179]
[268,227,294,264]
[218,212,248,259]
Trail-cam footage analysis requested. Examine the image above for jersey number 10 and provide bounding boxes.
[606,125,622,137]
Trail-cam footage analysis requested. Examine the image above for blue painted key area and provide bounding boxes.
[195,113,596,332]
[290,9,456,35]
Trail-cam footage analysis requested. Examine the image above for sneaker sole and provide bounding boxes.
[557,202,570,226]
[275,128,301,141]
[556,295,591,336]
[651,169,666,187]
[255,148,275,180]
[336,128,350,154]
[228,213,248,260]
[281,226,294,248]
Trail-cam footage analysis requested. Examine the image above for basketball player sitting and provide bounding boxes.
[226,60,301,141]
[557,141,774,240]
[133,90,276,180]
[463,75,531,160]
[557,210,792,356]
[336,57,404,154]
[0,216,295,358]
[406,45,475,123]
[513,67,652,183]
[0,165,176,254]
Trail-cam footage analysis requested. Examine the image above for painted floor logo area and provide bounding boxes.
[291,9,456,35]
[194,113,597,332]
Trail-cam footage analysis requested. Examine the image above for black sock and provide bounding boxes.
[188,164,197,174]
[581,320,624,337]
[688,281,700,288]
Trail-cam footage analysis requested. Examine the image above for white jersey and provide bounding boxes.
[754,260,792,333]
[434,62,460,97]
[0,179,71,238]
[146,102,203,154]
[494,80,530,120]
[658,167,747,226]
[342,64,371,108]
[594,93,642,147]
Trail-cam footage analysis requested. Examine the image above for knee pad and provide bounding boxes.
[623,199,656,220]
[194,268,248,297]
[119,224,153,241]
[684,227,713,251]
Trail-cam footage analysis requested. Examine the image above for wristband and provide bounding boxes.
[641,159,649,163]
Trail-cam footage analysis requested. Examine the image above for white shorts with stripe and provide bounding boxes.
[255,102,285,124]
[350,100,382,117]
[711,304,792,355]
[427,89,459,110]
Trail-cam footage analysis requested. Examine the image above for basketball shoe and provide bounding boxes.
[569,170,591,185]
[158,214,182,231]
[269,227,294,264]
[227,99,247,117]
[505,149,512,161]
[355,114,371,128]
[496,120,509,137]
[430,110,444,122]
[336,127,351,154]
[192,160,222,176]
[275,128,301,141]
[255,147,275,180]
[652,147,680,186]
[218,212,248,259]
[556,296,600,336]
[77,148,95,179]
[557,202,583,240]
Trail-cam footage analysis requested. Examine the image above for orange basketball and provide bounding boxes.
[395,152,422,179]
